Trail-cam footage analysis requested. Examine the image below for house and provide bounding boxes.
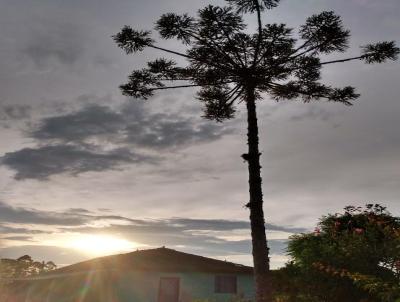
[5,247,255,302]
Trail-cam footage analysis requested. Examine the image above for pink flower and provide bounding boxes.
[354,228,364,234]
[314,227,321,235]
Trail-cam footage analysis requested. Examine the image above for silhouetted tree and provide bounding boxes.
[0,255,56,279]
[113,1,399,301]
[0,255,57,300]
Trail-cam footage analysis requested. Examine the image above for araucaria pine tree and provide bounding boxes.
[113,1,399,301]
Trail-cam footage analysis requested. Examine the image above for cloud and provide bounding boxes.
[58,216,303,259]
[64,222,294,259]
[65,208,93,214]
[20,21,86,68]
[31,105,123,143]
[0,224,50,235]
[289,105,341,122]
[1,145,148,180]
[3,236,35,242]
[0,200,304,233]
[1,99,233,180]
[31,102,233,149]
[168,218,306,233]
[0,201,88,225]
[0,104,32,121]
[0,201,154,228]
[0,201,303,266]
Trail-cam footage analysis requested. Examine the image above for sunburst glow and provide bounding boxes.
[68,234,137,256]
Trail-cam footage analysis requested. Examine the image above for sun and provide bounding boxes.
[68,234,137,256]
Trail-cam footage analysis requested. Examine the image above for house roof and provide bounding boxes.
[51,247,253,275]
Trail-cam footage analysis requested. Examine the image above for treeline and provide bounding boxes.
[0,254,57,301]
[0,255,56,279]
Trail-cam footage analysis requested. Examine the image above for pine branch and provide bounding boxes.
[227,87,245,105]
[278,55,364,76]
[225,84,242,99]
[268,39,337,70]
[149,84,202,90]
[185,29,241,68]
[270,82,356,105]
[149,45,193,59]
[254,34,278,66]
[286,39,337,63]
[150,44,234,75]
[211,16,246,67]
[253,0,263,66]
[292,40,312,55]
[159,78,194,81]
[320,55,364,65]
[148,81,235,92]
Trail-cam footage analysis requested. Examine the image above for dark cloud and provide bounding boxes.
[1,145,149,180]
[0,224,50,235]
[288,105,342,122]
[2,236,35,242]
[0,104,32,120]
[20,22,86,68]
[0,201,160,228]
[0,201,88,225]
[169,218,305,233]
[1,100,232,180]
[31,105,123,142]
[59,216,305,239]
[31,102,233,149]
[65,208,93,214]
[0,201,144,228]
[0,200,304,236]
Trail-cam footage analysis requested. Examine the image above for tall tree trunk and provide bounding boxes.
[245,86,272,302]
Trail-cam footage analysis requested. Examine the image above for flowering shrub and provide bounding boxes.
[277,204,400,302]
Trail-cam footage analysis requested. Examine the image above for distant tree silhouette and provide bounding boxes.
[0,255,56,280]
[0,255,57,299]
[113,1,399,301]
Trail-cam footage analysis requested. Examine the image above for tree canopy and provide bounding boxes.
[0,255,56,280]
[0,255,57,301]
[113,3,399,121]
[277,204,400,302]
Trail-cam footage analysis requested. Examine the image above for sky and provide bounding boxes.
[0,0,399,269]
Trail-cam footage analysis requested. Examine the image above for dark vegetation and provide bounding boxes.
[0,255,56,279]
[272,204,400,302]
[0,255,56,300]
[113,0,399,300]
